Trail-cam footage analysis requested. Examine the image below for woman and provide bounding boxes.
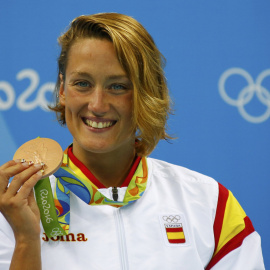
[0,13,265,270]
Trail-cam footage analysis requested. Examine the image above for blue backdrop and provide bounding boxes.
[1,0,269,267]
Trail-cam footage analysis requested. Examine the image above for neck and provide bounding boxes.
[72,142,136,188]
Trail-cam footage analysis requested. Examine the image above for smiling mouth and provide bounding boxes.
[83,118,117,129]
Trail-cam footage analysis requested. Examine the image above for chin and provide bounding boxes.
[78,140,117,154]
[73,135,135,156]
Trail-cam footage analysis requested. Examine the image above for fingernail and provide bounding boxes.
[14,159,26,163]
[40,162,45,166]
[29,161,34,165]
[22,162,29,167]
[36,170,43,176]
[34,163,42,169]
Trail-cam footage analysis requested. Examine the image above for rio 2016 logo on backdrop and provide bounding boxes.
[218,68,270,124]
[0,68,55,111]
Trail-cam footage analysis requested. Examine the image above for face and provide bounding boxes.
[59,38,134,158]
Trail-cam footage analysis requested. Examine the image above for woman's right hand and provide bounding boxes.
[0,160,43,243]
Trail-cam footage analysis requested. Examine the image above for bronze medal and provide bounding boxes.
[14,138,63,178]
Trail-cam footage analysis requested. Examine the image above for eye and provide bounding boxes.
[110,84,126,91]
[75,81,90,88]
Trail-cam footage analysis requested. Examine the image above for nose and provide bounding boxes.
[87,87,110,116]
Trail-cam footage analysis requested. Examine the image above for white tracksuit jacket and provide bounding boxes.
[0,158,265,269]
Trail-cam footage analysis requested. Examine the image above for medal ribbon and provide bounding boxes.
[35,147,148,238]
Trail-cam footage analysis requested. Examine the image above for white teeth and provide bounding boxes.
[85,119,113,129]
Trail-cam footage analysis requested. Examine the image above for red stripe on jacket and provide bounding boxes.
[206,216,254,269]
[205,183,255,269]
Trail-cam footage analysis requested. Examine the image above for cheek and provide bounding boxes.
[64,97,83,126]
[120,96,133,119]
[64,91,83,112]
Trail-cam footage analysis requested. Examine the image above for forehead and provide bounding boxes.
[68,38,115,61]
[66,38,127,77]
[67,38,123,69]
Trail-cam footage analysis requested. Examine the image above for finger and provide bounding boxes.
[16,170,43,200]
[0,160,19,170]
[28,189,40,218]
[0,160,15,171]
[5,164,43,197]
[0,159,30,170]
[0,161,32,193]
[28,189,36,207]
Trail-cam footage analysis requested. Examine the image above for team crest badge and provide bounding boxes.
[159,214,190,246]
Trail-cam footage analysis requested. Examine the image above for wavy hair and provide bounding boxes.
[50,13,173,156]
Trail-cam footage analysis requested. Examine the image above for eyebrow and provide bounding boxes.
[107,75,130,80]
[70,71,130,81]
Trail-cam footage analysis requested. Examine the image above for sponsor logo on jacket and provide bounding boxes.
[42,233,88,242]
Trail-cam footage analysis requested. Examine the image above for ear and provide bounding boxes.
[59,74,65,106]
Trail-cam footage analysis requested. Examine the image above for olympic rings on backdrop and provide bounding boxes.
[162,215,181,223]
[218,68,270,123]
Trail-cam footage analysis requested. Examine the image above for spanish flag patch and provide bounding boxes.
[159,214,189,246]
[165,226,186,244]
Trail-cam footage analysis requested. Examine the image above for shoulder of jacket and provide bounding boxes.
[147,157,218,187]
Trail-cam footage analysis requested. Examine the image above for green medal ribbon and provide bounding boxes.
[34,177,67,237]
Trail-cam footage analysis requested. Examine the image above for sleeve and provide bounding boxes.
[0,214,15,270]
[205,183,265,270]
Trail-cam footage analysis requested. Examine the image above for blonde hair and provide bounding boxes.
[50,13,173,156]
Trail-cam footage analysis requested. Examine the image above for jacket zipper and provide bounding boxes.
[114,208,129,270]
[112,187,118,201]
